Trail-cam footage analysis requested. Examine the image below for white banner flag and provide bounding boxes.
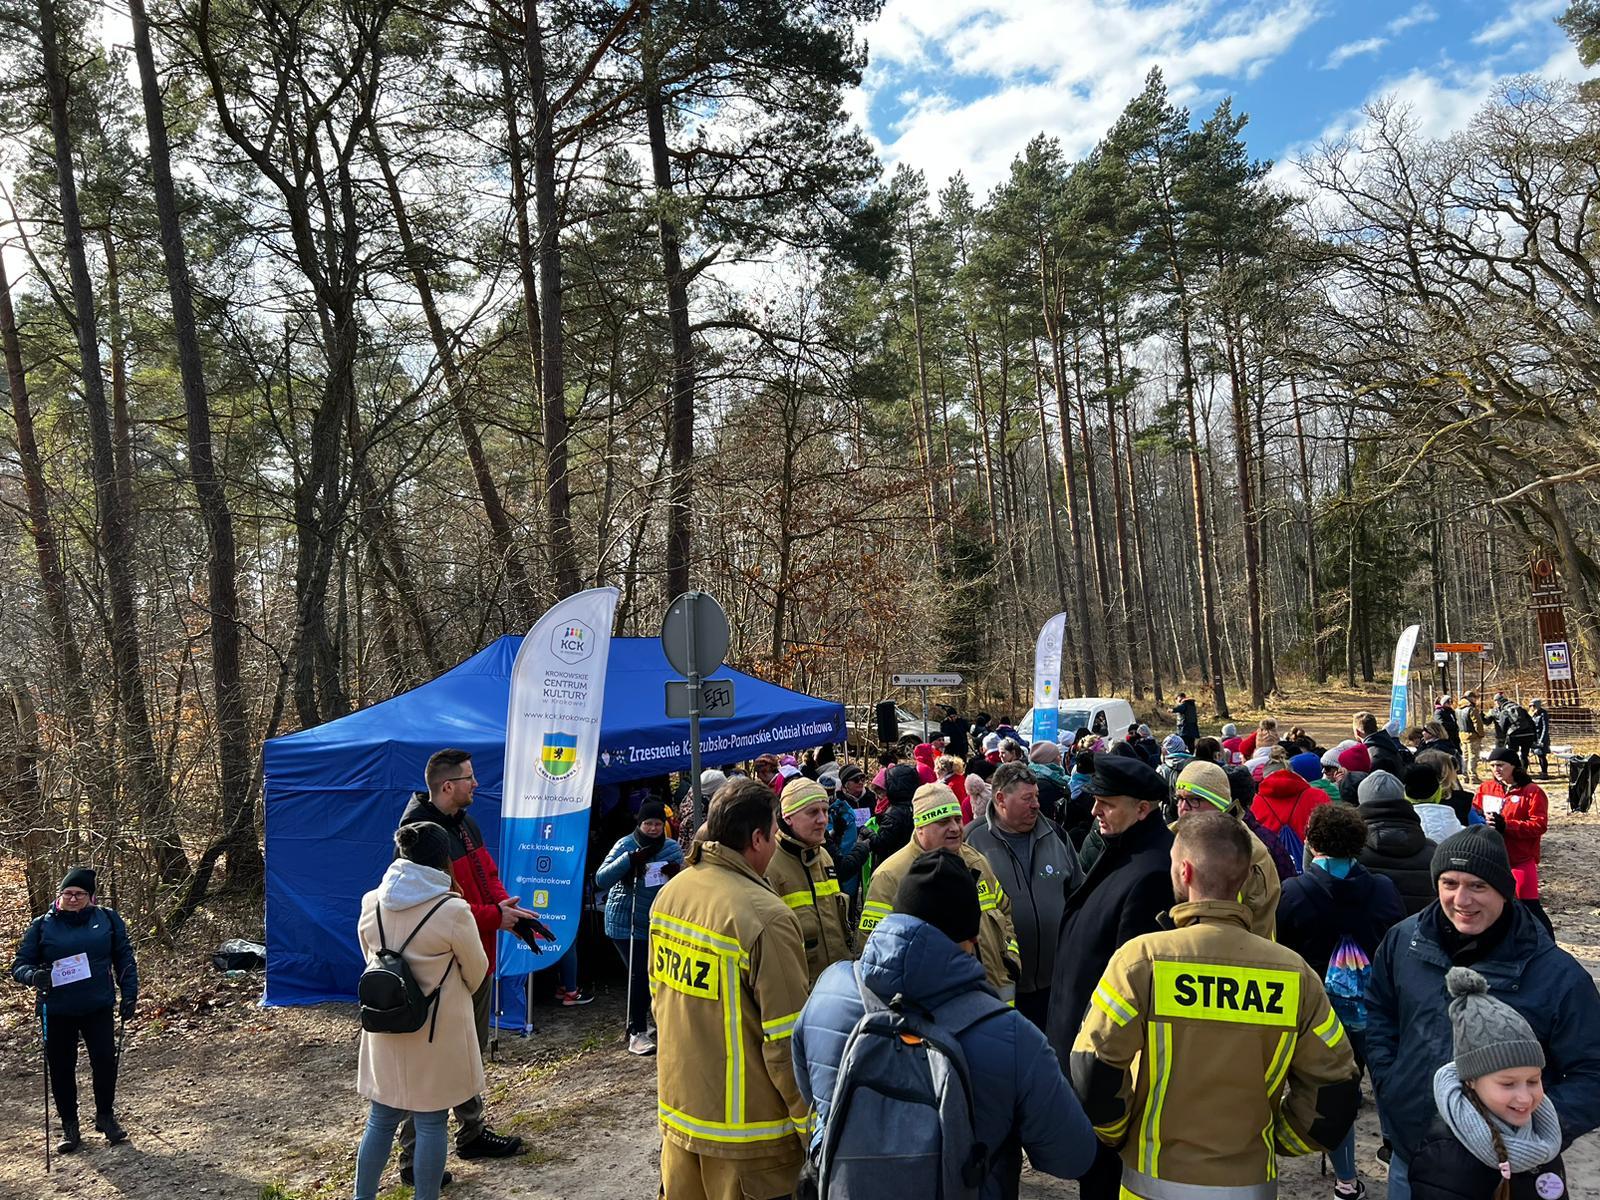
[1033,612,1067,743]
[498,586,619,975]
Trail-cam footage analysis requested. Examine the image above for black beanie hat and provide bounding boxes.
[59,865,96,895]
[885,763,921,807]
[894,850,981,945]
[394,821,454,873]
[1403,762,1441,802]
[1431,825,1516,903]
[637,799,668,827]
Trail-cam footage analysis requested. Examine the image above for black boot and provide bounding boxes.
[57,1116,81,1154]
[95,1111,127,1144]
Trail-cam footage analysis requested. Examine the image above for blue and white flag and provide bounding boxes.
[1388,623,1422,735]
[1033,612,1067,744]
[498,587,619,976]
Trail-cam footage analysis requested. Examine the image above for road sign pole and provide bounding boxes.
[686,595,704,818]
[921,686,929,743]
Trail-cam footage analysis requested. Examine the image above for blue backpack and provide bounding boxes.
[1274,823,1305,875]
[816,963,1008,1199]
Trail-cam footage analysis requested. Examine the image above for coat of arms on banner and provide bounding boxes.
[540,731,579,779]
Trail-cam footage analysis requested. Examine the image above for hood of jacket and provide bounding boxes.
[1301,860,1386,907]
[884,763,921,807]
[913,743,937,767]
[376,859,455,909]
[1030,761,1069,787]
[858,911,988,1009]
[1256,770,1307,816]
[1359,797,1430,856]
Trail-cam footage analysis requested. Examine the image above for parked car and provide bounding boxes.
[1017,697,1138,744]
[845,702,939,751]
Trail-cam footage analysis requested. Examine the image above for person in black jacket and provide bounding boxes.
[1279,804,1406,1200]
[10,867,138,1152]
[866,762,920,865]
[1170,693,1200,749]
[1356,711,1410,774]
[1357,770,1437,914]
[1529,700,1552,780]
[1046,757,1174,1200]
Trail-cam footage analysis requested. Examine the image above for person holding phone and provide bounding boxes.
[1473,748,1551,936]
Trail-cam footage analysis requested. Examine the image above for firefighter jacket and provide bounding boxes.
[765,831,854,985]
[1071,900,1360,1200]
[858,839,1020,1003]
[650,839,812,1160]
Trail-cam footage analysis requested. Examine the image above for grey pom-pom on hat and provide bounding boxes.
[1446,966,1545,1080]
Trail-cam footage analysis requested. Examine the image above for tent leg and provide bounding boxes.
[523,973,535,1038]
[491,972,500,1062]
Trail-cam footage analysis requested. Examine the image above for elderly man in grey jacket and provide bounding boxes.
[966,761,1084,1030]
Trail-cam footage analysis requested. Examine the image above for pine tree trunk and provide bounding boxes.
[1226,323,1265,707]
[1290,377,1325,682]
[1099,306,1144,700]
[371,133,537,626]
[131,0,260,890]
[499,54,545,459]
[1045,324,1099,694]
[524,0,582,599]
[38,0,189,884]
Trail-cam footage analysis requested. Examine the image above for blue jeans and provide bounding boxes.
[558,945,579,992]
[1329,1125,1357,1181]
[1387,1153,1410,1200]
[356,1101,447,1200]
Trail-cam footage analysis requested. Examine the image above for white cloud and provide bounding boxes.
[1386,4,1437,35]
[1472,0,1564,47]
[860,0,1321,195]
[1323,37,1388,70]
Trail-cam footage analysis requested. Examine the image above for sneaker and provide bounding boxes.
[1334,1181,1368,1200]
[57,1116,81,1154]
[629,1031,657,1056]
[95,1112,127,1145]
[400,1167,453,1188]
[457,1128,523,1159]
[556,987,594,1007]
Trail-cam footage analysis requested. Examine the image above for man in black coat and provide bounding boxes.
[1170,693,1200,749]
[1046,757,1174,1200]
[1356,770,1437,914]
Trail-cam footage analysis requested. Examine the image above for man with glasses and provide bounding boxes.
[1171,760,1281,939]
[395,749,536,1181]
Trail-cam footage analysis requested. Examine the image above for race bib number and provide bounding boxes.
[51,953,91,988]
[1482,795,1503,816]
[1152,960,1299,1028]
[652,939,720,1000]
[644,860,668,888]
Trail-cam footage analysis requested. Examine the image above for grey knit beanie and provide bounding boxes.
[1357,769,1405,805]
[1446,966,1544,1080]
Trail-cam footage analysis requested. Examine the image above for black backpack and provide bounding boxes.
[358,897,454,1040]
[1509,705,1536,736]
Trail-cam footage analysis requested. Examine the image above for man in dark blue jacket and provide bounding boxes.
[792,851,1098,1199]
[1366,825,1600,1200]
[11,866,138,1151]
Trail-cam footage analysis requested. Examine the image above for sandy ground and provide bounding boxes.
[1,688,1596,1200]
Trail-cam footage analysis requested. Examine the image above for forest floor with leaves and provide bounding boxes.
[0,685,1597,1200]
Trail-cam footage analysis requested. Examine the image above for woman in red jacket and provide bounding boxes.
[1473,747,1552,935]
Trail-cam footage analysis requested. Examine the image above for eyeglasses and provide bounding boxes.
[59,889,90,900]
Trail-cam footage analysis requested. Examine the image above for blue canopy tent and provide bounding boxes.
[263,635,844,1010]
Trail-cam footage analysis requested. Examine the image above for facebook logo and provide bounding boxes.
[542,822,554,840]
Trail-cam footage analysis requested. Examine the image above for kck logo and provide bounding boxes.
[552,620,594,663]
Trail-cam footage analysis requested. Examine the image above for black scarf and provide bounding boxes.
[1436,903,1515,966]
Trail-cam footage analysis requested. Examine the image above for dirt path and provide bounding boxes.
[2,688,1596,1200]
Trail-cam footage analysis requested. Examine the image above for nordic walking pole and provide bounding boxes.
[626,875,640,1039]
[39,1001,51,1174]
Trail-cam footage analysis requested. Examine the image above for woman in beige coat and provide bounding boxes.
[353,823,488,1200]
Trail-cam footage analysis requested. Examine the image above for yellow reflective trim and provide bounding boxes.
[761,1010,800,1042]
[650,911,748,966]
[1313,1007,1346,1050]
[1139,1021,1173,1176]
[1276,1113,1316,1156]
[725,955,740,1121]
[859,901,891,933]
[658,1101,795,1145]
[1151,961,1300,1028]
[1265,1030,1295,1096]
[915,801,963,827]
[780,891,814,909]
[814,879,840,898]
[1093,982,1138,1028]
[1096,1113,1131,1141]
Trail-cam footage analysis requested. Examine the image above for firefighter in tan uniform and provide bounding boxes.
[764,778,854,985]
[650,778,811,1200]
[858,783,1020,1002]
[1172,760,1280,939]
[1071,810,1359,1200]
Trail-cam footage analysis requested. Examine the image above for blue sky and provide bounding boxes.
[847,0,1588,195]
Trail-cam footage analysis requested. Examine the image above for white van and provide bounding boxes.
[1016,697,1138,744]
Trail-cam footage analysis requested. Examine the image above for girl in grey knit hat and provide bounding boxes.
[1409,966,1566,1200]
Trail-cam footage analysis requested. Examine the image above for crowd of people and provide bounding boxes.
[8,691,1589,1200]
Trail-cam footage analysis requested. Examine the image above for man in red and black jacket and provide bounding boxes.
[393,748,533,1178]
